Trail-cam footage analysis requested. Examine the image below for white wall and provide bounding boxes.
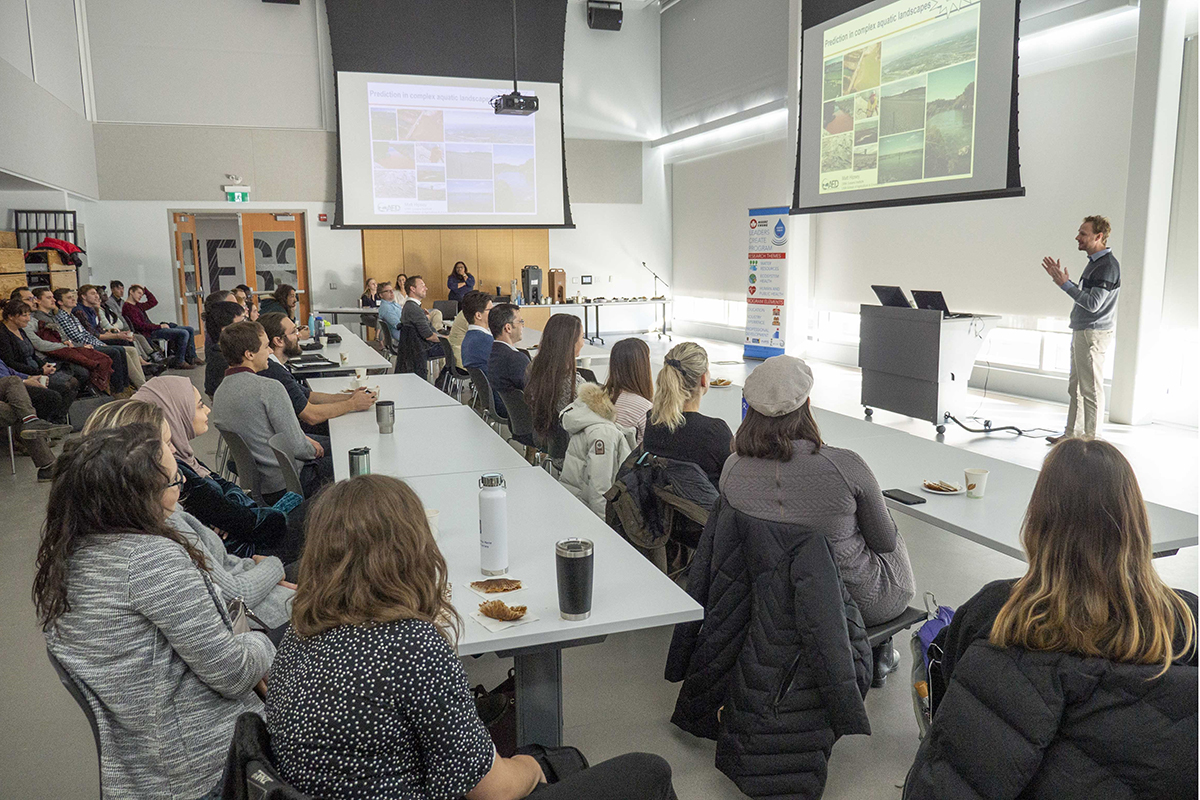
[84,0,330,128]
[671,138,792,342]
[0,18,96,197]
[75,199,364,320]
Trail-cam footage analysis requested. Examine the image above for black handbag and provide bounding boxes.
[472,668,517,757]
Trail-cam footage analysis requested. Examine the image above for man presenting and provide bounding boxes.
[1041,215,1119,443]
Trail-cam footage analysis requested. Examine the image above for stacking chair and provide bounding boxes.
[221,713,312,800]
[437,336,471,401]
[267,433,307,498]
[46,648,103,796]
[466,367,509,434]
[376,320,399,369]
[578,366,599,384]
[5,425,14,475]
[865,606,929,688]
[432,299,458,321]
[214,425,267,504]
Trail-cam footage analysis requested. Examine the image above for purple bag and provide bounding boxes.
[910,593,954,738]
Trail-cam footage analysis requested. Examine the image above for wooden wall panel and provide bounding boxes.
[360,228,549,303]
[512,229,550,277]
[362,230,405,286]
[401,229,443,293]
[476,229,515,297]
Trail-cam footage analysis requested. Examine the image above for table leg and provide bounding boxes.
[513,647,563,747]
[593,306,604,346]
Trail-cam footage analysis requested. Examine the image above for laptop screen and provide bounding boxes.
[911,291,950,314]
[871,285,911,309]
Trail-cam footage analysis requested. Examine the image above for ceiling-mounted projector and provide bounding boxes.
[491,91,539,115]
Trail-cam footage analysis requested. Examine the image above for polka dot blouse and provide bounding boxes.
[266,619,495,800]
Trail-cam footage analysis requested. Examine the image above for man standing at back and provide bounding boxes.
[1042,215,1120,443]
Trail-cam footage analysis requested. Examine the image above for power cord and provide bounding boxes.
[944,414,1062,439]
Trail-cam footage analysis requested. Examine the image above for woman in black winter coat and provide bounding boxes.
[905,438,1197,800]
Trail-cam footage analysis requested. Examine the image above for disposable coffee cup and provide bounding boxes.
[376,401,395,434]
[339,352,349,365]
[555,538,594,621]
[355,367,367,380]
[965,468,989,499]
[425,509,440,540]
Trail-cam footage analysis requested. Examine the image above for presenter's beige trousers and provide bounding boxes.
[1065,328,1113,438]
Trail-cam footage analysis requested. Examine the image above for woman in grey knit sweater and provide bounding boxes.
[34,425,273,800]
[720,356,915,627]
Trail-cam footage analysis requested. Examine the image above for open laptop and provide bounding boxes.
[871,285,913,309]
[911,290,971,319]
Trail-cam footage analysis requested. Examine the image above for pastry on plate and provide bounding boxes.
[711,378,732,387]
[479,600,527,621]
[922,479,961,493]
[470,578,523,593]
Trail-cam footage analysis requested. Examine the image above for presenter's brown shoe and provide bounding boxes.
[1046,435,1066,445]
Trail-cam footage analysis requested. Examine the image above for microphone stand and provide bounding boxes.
[641,261,672,340]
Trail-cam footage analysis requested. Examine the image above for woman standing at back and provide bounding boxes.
[447,261,476,303]
[643,341,732,488]
[905,438,1197,799]
[524,314,585,452]
[603,338,654,445]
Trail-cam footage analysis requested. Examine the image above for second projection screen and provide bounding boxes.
[819,0,979,193]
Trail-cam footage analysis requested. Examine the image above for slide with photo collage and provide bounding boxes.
[369,106,537,214]
[820,2,980,193]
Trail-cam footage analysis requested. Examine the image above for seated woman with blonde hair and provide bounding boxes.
[267,474,679,800]
[905,438,1197,799]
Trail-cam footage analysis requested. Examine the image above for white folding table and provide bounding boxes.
[314,306,378,324]
[699,382,1197,561]
[288,324,391,376]
[327,404,529,481]
[310,373,459,411]
[402,466,703,746]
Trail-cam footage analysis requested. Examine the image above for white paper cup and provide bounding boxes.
[965,469,989,499]
[425,509,440,540]
[355,367,367,380]
[339,352,349,364]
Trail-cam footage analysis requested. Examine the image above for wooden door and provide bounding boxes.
[172,213,205,346]
[240,213,310,323]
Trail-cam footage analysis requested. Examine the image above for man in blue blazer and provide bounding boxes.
[486,303,530,417]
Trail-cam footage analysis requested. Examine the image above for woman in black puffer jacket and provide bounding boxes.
[905,438,1197,800]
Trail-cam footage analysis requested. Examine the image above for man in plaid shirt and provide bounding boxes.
[51,289,132,392]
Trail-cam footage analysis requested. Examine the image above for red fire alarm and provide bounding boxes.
[318,213,328,222]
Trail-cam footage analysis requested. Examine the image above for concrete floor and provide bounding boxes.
[2,336,1195,799]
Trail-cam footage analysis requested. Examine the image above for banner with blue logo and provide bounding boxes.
[744,206,790,360]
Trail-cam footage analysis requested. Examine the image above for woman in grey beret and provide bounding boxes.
[720,355,915,658]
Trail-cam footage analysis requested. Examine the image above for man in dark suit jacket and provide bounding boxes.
[487,303,530,417]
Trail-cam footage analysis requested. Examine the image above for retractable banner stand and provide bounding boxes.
[744,206,790,360]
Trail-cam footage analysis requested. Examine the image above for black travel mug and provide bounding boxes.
[555,538,594,620]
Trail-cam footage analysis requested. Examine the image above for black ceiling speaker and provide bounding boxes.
[587,1,622,31]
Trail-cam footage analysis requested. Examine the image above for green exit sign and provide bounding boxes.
[223,185,251,203]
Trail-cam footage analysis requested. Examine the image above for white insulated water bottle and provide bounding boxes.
[479,473,508,576]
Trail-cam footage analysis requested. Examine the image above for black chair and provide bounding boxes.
[432,299,458,321]
[437,335,470,401]
[578,366,598,384]
[267,433,307,499]
[466,367,509,434]
[215,426,267,504]
[497,388,539,448]
[865,606,929,688]
[395,322,429,380]
[46,648,103,796]
[220,712,312,800]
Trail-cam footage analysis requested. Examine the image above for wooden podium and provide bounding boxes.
[858,305,999,433]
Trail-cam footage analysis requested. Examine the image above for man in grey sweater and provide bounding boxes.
[211,320,333,501]
[1042,215,1120,442]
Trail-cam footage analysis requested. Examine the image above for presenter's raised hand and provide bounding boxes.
[1041,256,1069,286]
